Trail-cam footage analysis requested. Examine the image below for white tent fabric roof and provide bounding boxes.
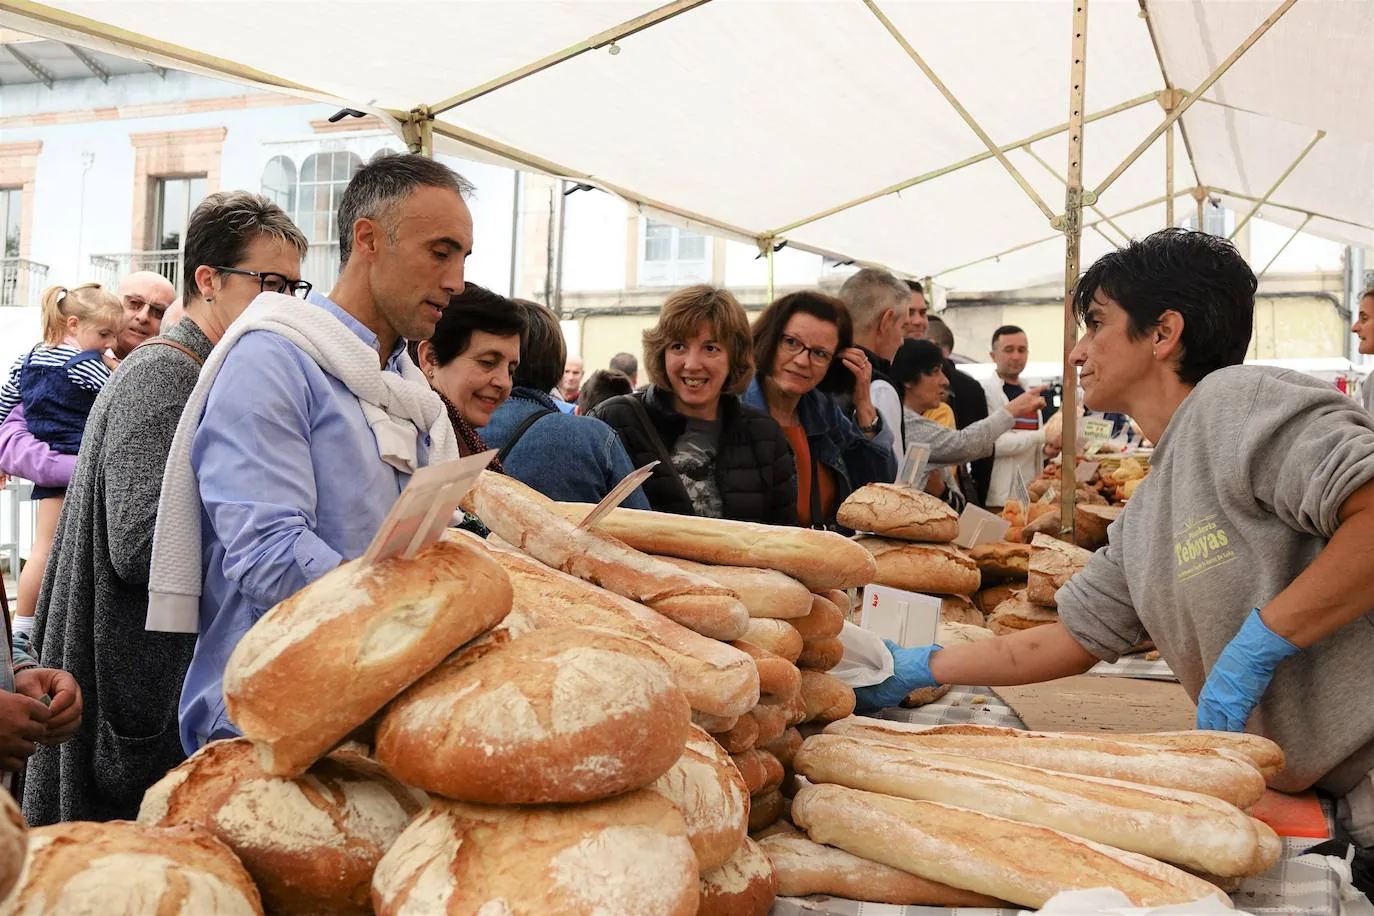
[3,0,1370,290]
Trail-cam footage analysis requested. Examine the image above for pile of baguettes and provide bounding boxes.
[0,471,878,915]
[762,716,1286,910]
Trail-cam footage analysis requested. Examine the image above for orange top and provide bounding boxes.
[783,425,836,527]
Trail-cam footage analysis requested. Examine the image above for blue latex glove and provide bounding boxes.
[853,640,942,712]
[1196,609,1299,732]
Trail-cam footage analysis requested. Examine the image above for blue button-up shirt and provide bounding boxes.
[179,293,426,753]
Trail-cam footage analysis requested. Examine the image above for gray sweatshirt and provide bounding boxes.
[903,407,1015,465]
[1058,365,1374,794]
[1363,378,1374,414]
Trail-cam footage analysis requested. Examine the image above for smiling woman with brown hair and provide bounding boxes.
[593,285,796,524]
[743,290,896,529]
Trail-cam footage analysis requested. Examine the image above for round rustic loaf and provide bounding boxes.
[988,590,1060,634]
[10,820,262,915]
[856,537,982,595]
[836,483,960,542]
[223,536,514,776]
[698,837,779,916]
[747,788,786,833]
[718,711,760,753]
[372,790,698,915]
[967,542,1031,582]
[138,737,420,914]
[645,725,750,872]
[939,594,984,627]
[0,788,25,903]
[760,727,803,770]
[376,626,690,804]
[799,670,856,724]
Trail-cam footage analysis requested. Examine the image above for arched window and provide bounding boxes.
[261,155,297,215]
[297,151,362,244]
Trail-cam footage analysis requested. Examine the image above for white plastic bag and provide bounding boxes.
[828,621,894,688]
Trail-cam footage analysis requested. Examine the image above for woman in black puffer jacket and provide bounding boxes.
[592,285,797,525]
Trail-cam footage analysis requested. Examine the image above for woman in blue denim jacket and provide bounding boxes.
[743,291,896,529]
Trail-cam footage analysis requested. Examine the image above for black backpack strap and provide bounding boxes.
[495,407,555,463]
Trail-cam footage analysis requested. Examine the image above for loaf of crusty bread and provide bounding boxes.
[0,788,24,904]
[973,580,1024,616]
[792,783,1231,909]
[799,670,856,724]
[750,701,788,746]
[729,640,801,700]
[697,837,778,916]
[731,749,772,796]
[1028,533,1093,607]
[11,821,263,915]
[692,710,739,734]
[645,725,750,872]
[748,788,785,833]
[918,723,1286,782]
[796,733,1275,876]
[656,556,812,620]
[823,588,852,617]
[138,737,420,914]
[856,537,982,595]
[372,791,698,915]
[718,713,760,754]
[900,685,952,707]
[486,539,758,717]
[967,542,1031,582]
[466,472,750,640]
[742,619,803,663]
[939,594,984,627]
[1075,503,1123,550]
[823,717,1267,808]
[552,502,877,590]
[796,635,844,672]
[377,626,689,804]
[758,832,1007,906]
[760,727,803,770]
[836,483,960,542]
[791,594,845,640]
[988,590,1059,634]
[223,536,512,776]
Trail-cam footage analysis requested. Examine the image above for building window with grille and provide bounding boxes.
[1,188,19,258]
[297,151,362,244]
[261,155,297,216]
[153,175,207,251]
[640,218,710,286]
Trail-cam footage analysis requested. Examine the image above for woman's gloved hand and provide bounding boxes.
[1196,609,1299,732]
[853,640,942,712]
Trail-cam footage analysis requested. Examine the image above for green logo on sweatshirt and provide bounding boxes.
[1174,515,1237,582]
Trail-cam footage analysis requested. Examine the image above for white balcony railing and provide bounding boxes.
[0,257,50,307]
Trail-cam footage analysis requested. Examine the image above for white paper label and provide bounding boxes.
[362,450,497,565]
[859,584,941,648]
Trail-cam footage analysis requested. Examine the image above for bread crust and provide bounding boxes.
[836,483,960,542]
[856,537,982,595]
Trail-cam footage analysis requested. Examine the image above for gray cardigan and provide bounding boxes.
[24,319,210,825]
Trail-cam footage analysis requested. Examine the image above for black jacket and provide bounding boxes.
[593,386,799,525]
[946,359,993,506]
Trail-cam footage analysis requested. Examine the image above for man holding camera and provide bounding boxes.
[981,325,1059,510]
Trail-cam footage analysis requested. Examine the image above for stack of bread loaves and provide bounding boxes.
[766,717,1285,909]
[469,474,874,840]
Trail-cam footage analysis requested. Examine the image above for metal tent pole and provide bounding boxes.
[1228,131,1325,242]
[1058,0,1089,541]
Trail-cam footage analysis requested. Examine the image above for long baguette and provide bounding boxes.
[553,502,876,590]
[729,640,801,700]
[791,595,844,640]
[465,473,749,640]
[656,556,813,620]
[824,717,1266,808]
[758,833,1006,906]
[791,783,1231,909]
[796,734,1269,876]
[915,724,1285,780]
[480,538,758,717]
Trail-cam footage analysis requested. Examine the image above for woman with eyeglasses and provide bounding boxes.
[744,291,897,529]
[592,285,797,524]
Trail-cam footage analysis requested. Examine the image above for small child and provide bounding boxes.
[0,283,123,647]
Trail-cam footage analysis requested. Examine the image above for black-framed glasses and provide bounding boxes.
[213,266,312,299]
[778,333,834,366]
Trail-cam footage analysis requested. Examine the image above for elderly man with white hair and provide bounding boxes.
[113,271,176,358]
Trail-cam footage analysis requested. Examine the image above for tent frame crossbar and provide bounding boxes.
[1209,186,1374,237]
[1023,146,1126,247]
[862,0,1058,224]
[1256,214,1313,280]
[1138,1,1203,189]
[427,0,711,116]
[1093,0,1299,201]
[1227,130,1325,241]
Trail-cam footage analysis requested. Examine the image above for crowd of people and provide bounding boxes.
[0,150,1372,896]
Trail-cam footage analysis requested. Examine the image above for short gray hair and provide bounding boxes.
[838,267,911,335]
[336,151,474,266]
[183,191,308,303]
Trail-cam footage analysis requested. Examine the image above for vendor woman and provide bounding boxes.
[865,228,1374,879]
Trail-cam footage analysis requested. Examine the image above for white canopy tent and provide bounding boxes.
[3,0,1371,530]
